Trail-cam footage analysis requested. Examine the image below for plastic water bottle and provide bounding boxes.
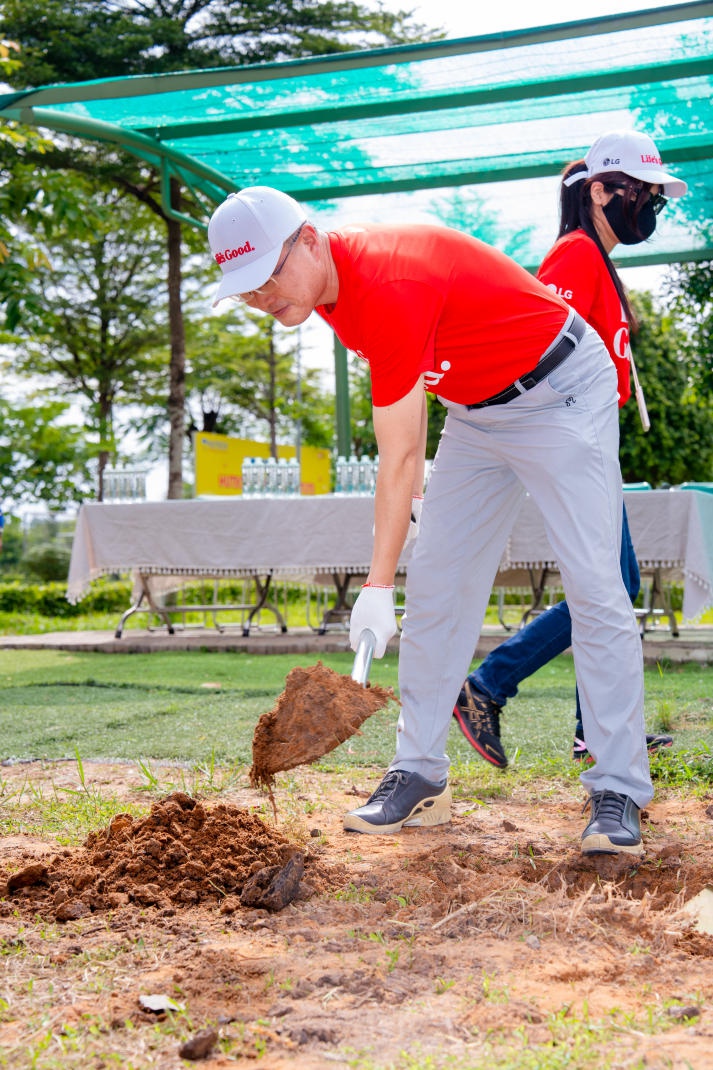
[288,458,301,495]
[276,457,288,495]
[242,457,255,497]
[347,453,359,495]
[255,458,268,496]
[358,455,373,495]
[335,455,346,495]
[264,457,277,496]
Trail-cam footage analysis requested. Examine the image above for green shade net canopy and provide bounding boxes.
[1,1,712,271]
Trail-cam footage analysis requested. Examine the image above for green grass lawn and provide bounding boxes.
[1,649,710,778]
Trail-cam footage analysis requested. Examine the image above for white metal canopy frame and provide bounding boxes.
[0,1,712,271]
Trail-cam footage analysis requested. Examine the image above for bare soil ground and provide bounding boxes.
[1,760,713,1069]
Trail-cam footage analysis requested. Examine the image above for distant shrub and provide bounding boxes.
[0,579,133,617]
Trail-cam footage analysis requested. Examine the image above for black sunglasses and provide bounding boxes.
[606,182,668,216]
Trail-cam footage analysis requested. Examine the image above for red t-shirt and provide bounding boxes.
[316,224,570,406]
[537,230,631,407]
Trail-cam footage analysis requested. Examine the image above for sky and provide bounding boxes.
[405,0,688,40]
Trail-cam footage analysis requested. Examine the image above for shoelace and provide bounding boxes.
[369,770,408,803]
[582,790,627,820]
[463,684,501,735]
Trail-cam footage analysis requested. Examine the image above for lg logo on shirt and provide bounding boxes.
[545,283,573,301]
[424,361,451,388]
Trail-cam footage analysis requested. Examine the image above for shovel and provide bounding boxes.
[350,627,376,685]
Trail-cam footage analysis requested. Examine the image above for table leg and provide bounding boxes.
[637,568,679,637]
[114,575,176,638]
[242,572,288,636]
[318,572,354,634]
[519,567,551,627]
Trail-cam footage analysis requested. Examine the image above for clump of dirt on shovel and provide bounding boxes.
[1,792,312,921]
[250,661,394,791]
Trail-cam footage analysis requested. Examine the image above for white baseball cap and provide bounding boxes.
[564,130,687,197]
[208,186,307,306]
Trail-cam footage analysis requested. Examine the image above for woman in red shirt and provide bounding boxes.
[454,129,687,769]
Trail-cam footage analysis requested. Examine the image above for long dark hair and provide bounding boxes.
[558,160,637,327]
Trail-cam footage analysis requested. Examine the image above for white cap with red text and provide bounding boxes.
[564,130,688,197]
[208,186,307,306]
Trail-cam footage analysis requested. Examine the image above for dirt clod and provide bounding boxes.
[240,851,305,911]
[250,661,394,789]
[178,1027,219,1060]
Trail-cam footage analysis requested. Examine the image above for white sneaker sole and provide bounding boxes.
[343,785,453,835]
[581,832,644,857]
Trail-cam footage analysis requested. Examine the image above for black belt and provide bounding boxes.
[466,312,586,410]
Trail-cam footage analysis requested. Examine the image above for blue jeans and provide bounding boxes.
[468,503,640,726]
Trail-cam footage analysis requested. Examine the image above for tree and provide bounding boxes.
[665,255,713,398]
[619,290,713,486]
[0,180,172,497]
[147,309,334,454]
[0,0,440,496]
[0,39,56,330]
[0,393,92,509]
[0,0,436,85]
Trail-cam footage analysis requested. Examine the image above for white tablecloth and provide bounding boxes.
[506,488,713,621]
[66,496,389,604]
[67,490,713,621]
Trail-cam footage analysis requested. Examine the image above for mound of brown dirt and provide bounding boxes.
[1,792,309,921]
[250,661,394,790]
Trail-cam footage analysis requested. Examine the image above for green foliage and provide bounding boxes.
[0,394,92,509]
[666,256,713,397]
[0,182,170,472]
[176,309,334,451]
[20,545,71,584]
[619,289,713,485]
[0,0,438,87]
[0,578,132,616]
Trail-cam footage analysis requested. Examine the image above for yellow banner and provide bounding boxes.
[194,433,331,496]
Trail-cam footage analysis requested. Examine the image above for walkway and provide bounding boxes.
[1,623,712,666]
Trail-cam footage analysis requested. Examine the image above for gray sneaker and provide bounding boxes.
[581,790,644,857]
[343,770,452,835]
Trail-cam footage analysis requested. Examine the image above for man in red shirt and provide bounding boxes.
[208,187,652,856]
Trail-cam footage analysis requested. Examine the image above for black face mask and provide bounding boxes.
[603,195,657,245]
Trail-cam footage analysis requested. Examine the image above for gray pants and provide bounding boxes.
[394,325,653,807]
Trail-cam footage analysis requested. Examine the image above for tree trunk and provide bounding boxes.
[268,327,278,458]
[96,393,114,501]
[166,177,186,499]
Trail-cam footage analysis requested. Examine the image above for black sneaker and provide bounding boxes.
[573,733,674,764]
[581,790,644,856]
[343,770,452,835]
[453,680,507,768]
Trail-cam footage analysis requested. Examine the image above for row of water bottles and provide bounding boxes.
[242,456,302,497]
[334,454,378,495]
[103,468,147,502]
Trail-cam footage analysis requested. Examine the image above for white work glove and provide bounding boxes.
[349,583,397,658]
[405,495,424,544]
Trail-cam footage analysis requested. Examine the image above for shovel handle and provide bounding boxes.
[351,628,376,685]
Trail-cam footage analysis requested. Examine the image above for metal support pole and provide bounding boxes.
[334,336,351,458]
